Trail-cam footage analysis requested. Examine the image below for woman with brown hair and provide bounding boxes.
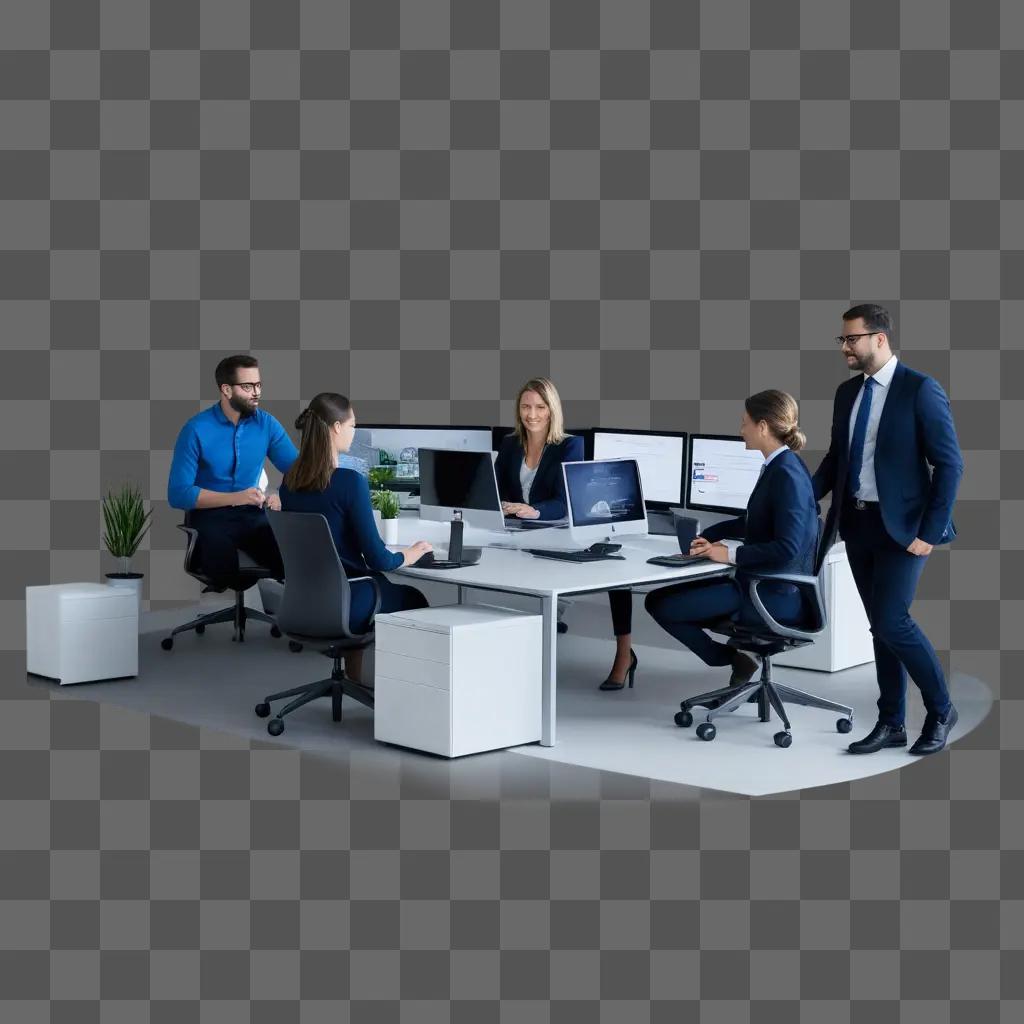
[279,393,432,680]
[644,390,817,687]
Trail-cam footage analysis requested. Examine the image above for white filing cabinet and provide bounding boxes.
[26,582,139,684]
[373,605,542,757]
[773,542,874,672]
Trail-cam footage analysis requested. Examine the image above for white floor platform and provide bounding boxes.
[509,637,992,796]
[38,604,993,797]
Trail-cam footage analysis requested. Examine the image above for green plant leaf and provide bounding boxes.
[101,483,152,563]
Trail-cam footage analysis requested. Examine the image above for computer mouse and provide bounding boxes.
[587,542,621,555]
[412,551,435,567]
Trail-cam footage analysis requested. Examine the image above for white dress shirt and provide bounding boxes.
[721,444,786,564]
[847,354,898,502]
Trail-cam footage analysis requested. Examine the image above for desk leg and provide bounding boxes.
[541,594,557,746]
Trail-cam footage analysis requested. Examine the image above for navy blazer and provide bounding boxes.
[702,448,819,602]
[279,468,403,577]
[812,362,963,549]
[494,433,584,520]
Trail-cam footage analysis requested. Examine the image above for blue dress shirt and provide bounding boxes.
[167,404,298,510]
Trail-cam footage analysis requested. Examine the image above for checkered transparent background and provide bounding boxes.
[1,1,1023,1019]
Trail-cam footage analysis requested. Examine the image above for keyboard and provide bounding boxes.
[524,548,624,563]
[646,553,713,568]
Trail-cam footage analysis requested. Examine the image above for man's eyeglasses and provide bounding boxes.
[232,382,262,394]
[834,333,878,347]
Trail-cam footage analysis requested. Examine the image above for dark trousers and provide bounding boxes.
[608,590,632,636]
[189,506,284,583]
[840,501,951,726]
[349,572,428,635]
[645,577,803,667]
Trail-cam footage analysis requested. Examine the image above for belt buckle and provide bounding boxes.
[855,499,866,510]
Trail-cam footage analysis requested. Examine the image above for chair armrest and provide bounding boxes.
[342,575,383,641]
[746,575,826,643]
[177,523,200,574]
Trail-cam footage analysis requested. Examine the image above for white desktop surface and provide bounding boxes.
[387,513,730,745]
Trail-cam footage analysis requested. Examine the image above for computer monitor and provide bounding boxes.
[563,459,648,545]
[491,426,593,459]
[356,424,493,491]
[591,428,687,511]
[686,434,765,514]
[418,449,505,531]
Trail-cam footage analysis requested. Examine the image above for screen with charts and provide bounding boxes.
[354,425,493,484]
[564,459,646,528]
[686,434,765,514]
[592,429,687,508]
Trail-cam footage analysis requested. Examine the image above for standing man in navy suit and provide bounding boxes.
[813,304,964,756]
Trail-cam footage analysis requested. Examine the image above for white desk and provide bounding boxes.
[387,516,730,746]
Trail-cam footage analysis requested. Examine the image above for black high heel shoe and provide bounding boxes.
[599,649,638,691]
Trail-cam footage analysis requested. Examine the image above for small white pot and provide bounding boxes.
[381,517,399,545]
[372,509,382,536]
[105,573,143,613]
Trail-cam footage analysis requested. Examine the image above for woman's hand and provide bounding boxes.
[265,492,281,511]
[401,540,433,566]
[691,536,730,563]
[502,502,540,519]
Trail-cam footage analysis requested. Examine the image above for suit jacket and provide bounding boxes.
[702,448,819,602]
[494,433,584,520]
[812,362,963,550]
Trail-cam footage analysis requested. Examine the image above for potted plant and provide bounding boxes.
[368,465,394,532]
[102,483,152,606]
[376,490,401,544]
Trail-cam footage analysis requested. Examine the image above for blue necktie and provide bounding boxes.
[847,376,877,498]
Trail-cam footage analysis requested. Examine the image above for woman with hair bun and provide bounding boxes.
[644,390,817,690]
[279,393,432,681]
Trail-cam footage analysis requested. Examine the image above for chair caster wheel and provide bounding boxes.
[270,625,281,638]
[774,731,793,748]
[194,624,205,635]
[556,621,568,634]
[696,723,716,741]
[267,718,284,737]
[837,717,853,734]
[161,637,173,651]
[254,702,270,718]
[675,710,693,728]
[288,640,303,653]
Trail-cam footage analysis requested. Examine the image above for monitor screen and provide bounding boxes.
[564,459,646,529]
[419,449,502,514]
[592,429,687,508]
[686,434,765,514]
[357,425,492,483]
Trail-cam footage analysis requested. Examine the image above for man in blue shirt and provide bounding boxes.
[167,355,298,582]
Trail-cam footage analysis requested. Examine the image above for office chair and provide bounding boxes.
[160,511,282,650]
[674,522,854,747]
[255,510,379,736]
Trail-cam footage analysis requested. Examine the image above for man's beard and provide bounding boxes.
[229,394,258,418]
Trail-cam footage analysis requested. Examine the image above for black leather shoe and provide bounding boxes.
[599,649,638,691]
[909,705,958,756]
[848,721,907,754]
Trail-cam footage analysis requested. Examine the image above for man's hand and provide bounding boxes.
[907,537,933,557]
[234,487,266,507]
[265,492,281,511]
[503,502,540,519]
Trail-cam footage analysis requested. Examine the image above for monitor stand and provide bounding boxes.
[647,509,681,536]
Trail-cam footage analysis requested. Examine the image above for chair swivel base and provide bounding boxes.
[673,658,854,747]
[255,656,373,736]
[161,589,280,649]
